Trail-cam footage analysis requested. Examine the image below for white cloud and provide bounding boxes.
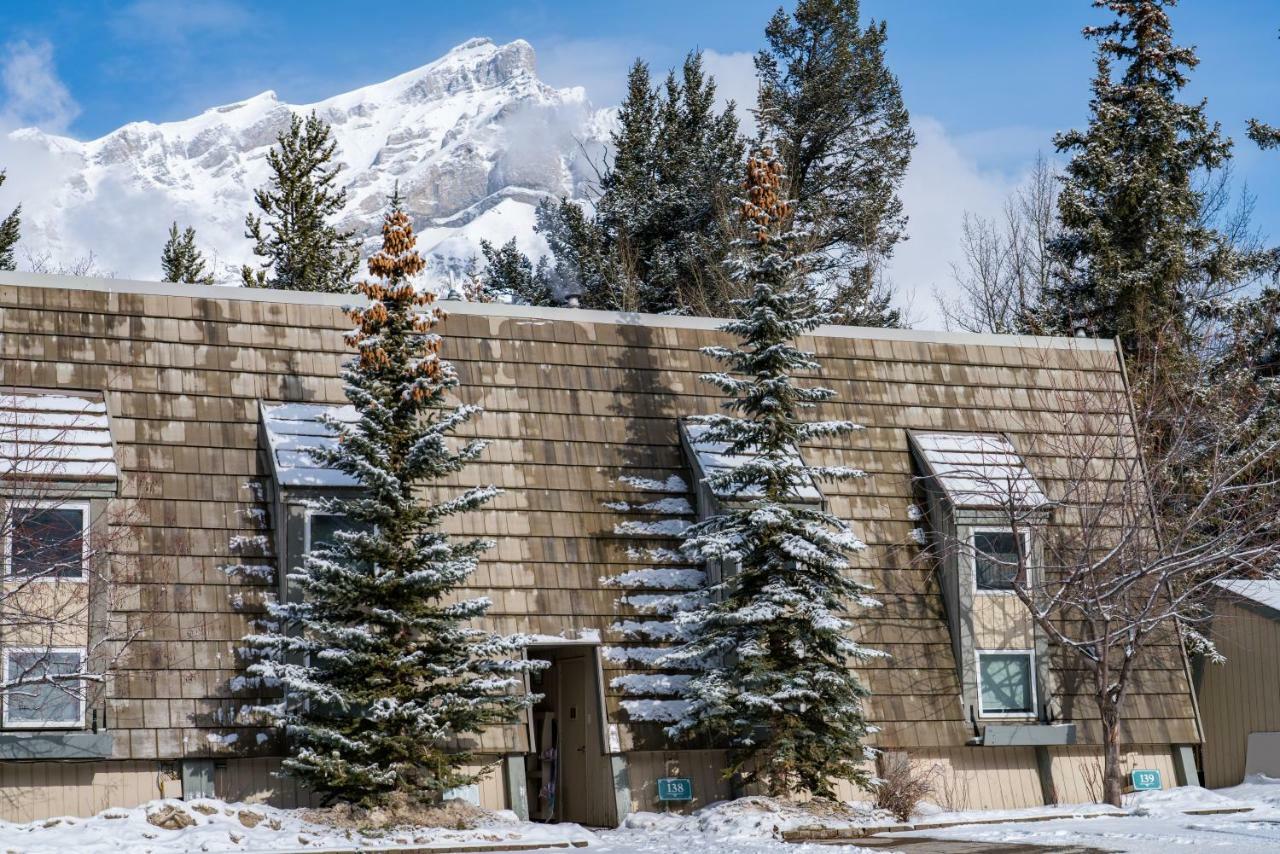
[536,38,648,108]
[888,116,1027,330]
[0,40,78,132]
[702,50,758,136]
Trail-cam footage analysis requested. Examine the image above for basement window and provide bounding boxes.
[3,649,85,729]
[977,651,1035,717]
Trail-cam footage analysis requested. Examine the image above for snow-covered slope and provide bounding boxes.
[5,38,611,283]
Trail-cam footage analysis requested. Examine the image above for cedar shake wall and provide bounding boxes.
[0,276,1199,769]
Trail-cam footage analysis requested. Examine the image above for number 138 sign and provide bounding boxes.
[657,777,693,801]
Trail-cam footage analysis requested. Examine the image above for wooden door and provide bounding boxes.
[557,655,590,824]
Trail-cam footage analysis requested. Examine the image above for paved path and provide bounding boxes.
[851,836,1108,853]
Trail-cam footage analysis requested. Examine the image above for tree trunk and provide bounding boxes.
[1100,703,1124,808]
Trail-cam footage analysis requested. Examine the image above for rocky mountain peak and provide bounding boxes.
[3,38,613,285]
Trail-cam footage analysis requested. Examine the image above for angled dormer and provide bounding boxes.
[258,402,361,605]
[678,420,823,520]
[907,431,1063,745]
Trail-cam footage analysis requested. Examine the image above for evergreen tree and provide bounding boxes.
[755,0,914,326]
[476,238,552,305]
[160,222,215,284]
[664,151,882,797]
[0,171,20,272]
[1037,0,1241,357]
[245,198,539,806]
[242,112,361,293]
[538,53,744,315]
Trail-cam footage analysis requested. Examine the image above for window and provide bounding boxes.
[977,651,1035,716]
[6,504,88,580]
[306,513,353,554]
[973,530,1027,591]
[3,649,85,728]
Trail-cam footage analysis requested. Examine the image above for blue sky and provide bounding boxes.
[0,0,1276,318]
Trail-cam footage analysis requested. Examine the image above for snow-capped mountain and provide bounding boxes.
[5,38,612,284]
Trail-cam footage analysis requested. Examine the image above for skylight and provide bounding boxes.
[0,391,117,481]
[259,402,359,488]
[908,431,1047,510]
[681,421,822,504]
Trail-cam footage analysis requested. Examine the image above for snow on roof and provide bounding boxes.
[0,391,117,481]
[1215,580,1280,616]
[682,422,821,503]
[909,431,1047,509]
[259,402,359,488]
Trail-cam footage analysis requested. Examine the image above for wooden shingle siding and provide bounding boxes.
[0,276,1197,785]
[1199,601,1280,787]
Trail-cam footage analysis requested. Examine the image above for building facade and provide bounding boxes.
[0,272,1201,823]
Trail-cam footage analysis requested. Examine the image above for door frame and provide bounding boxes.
[524,641,618,826]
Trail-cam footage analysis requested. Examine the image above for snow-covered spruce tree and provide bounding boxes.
[242,112,360,293]
[246,198,539,806]
[161,222,214,284]
[663,151,883,799]
[0,170,20,272]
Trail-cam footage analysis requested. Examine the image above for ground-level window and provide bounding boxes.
[3,649,85,728]
[977,650,1035,716]
[6,503,89,580]
[973,529,1027,592]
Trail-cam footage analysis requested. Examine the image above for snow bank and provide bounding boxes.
[0,798,595,853]
[622,796,889,841]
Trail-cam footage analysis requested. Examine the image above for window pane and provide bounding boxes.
[309,514,350,553]
[975,531,1021,590]
[6,651,81,725]
[10,508,84,578]
[980,653,1033,714]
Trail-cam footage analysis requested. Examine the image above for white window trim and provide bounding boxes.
[3,501,90,583]
[976,649,1037,719]
[971,528,1032,596]
[2,647,87,729]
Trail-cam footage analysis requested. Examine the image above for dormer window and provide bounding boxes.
[6,503,89,580]
[973,530,1029,592]
[908,430,1054,734]
[679,420,822,518]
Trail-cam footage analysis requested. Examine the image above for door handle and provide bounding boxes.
[576,746,585,752]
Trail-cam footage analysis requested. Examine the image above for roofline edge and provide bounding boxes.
[1,271,1116,352]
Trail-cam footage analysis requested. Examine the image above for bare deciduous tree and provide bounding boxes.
[937,154,1060,334]
[922,352,1280,807]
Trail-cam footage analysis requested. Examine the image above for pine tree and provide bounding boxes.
[476,238,552,305]
[242,112,360,293]
[245,197,539,806]
[1037,0,1241,357]
[664,151,882,798]
[755,0,914,326]
[160,222,215,284]
[0,171,20,272]
[539,53,744,315]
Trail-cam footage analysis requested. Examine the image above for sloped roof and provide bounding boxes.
[681,421,821,503]
[1215,579,1280,618]
[259,402,359,488]
[0,391,117,481]
[908,431,1047,509]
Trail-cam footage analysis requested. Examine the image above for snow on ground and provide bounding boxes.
[587,797,886,853]
[0,798,593,853]
[888,775,1280,852]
